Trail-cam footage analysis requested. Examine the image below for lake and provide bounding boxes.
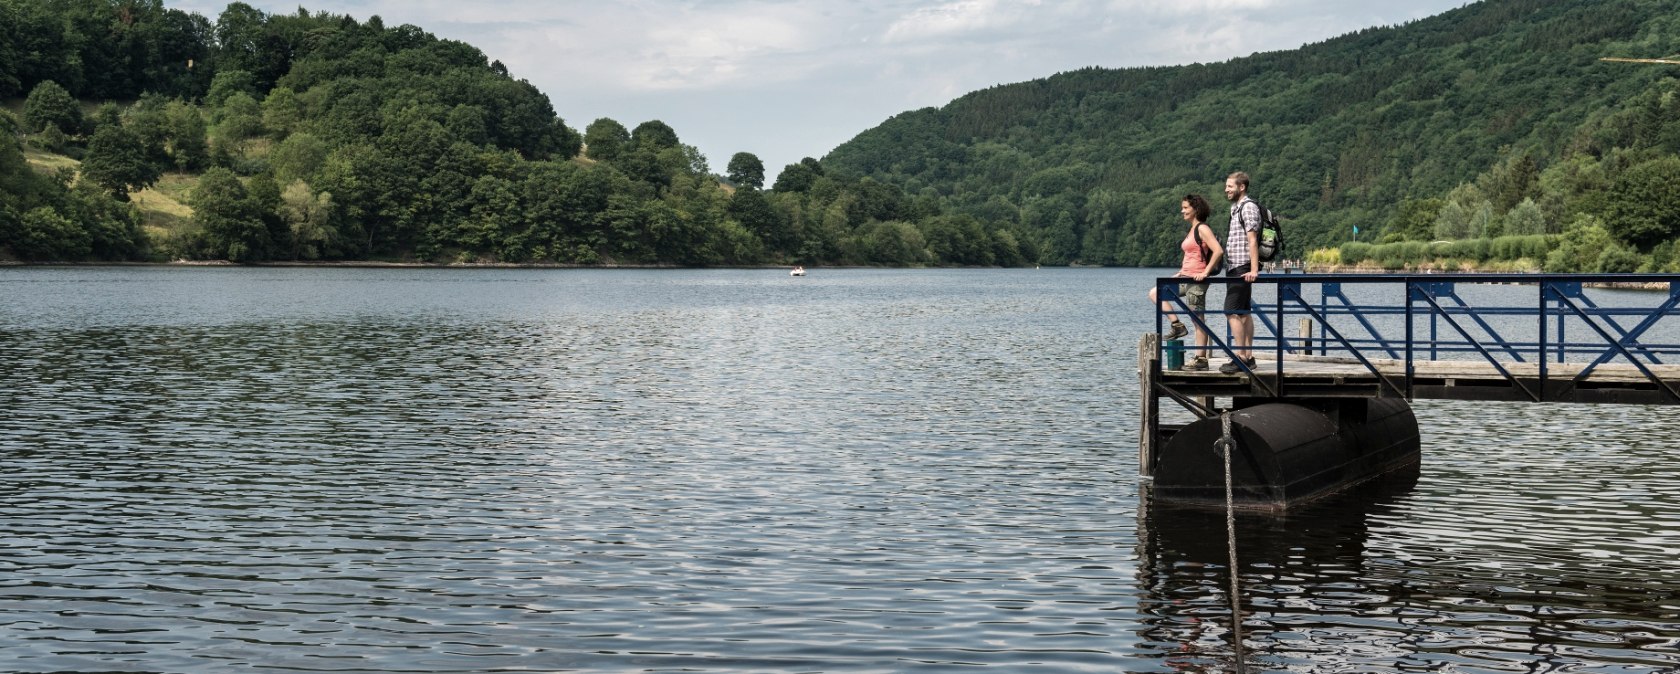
[2,266,1677,673]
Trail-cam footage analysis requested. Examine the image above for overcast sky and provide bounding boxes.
[170,0,1471,180]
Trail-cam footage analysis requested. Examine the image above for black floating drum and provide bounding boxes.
[1154,398,1421,510]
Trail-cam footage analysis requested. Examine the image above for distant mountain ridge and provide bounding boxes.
[823,0,1680,267]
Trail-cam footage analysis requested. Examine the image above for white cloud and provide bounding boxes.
[884,0,1012,42]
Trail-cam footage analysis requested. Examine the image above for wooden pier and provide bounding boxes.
[1158,350,1680,404]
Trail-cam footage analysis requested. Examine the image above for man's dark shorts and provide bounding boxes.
[1223,267,1253,315]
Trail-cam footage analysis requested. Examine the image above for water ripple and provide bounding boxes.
[1,267,1677,672]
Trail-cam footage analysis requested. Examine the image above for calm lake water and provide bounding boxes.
[2,266,1677,673]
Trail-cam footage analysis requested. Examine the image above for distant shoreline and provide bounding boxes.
[0,261,1669,289]
[0,260,792,270]
[0,260,1025,271]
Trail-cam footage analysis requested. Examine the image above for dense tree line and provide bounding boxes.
[0,0,212,102]
[0,0,1032,266]
[823,0,1680,270]
[9,0,1679,268]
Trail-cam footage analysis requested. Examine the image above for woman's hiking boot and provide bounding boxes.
[1163,321,1188,341]
[1182,356,1209,371]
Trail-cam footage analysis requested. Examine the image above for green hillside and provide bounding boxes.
[823,0,1680,270]
[1,1,1033,266]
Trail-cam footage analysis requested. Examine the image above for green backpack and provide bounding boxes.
[1242,200,1284,262]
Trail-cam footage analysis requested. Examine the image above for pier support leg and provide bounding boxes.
[1139,333,1160,476]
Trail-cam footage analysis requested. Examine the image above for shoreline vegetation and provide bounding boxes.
[2,257,1670,290]
[0,259,1004,270]
[0,256,1664,275]
[0,259,800,269]
[1298,264,1670,290]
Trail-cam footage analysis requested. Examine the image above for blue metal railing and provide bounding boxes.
[1153,273,1680,402]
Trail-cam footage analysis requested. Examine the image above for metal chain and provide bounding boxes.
[1220,412,1247,674]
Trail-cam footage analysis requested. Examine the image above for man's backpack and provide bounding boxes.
[1242,199,1284,263]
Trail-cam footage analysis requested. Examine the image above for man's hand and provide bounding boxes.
[1242,270,1258,283]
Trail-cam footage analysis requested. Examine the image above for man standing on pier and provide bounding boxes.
[1220,171,1262,374]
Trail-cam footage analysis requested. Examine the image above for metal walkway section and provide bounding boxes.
[1148,273,1680,406]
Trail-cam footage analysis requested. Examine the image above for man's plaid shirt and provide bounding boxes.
[1226,196,1261,270]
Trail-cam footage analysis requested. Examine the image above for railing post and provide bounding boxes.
[1155,278,1166,362]
[1277,281,1298,398]
[1557,283,1568,364]
[1430,294,1440,361]
[1320,284,1328,356]
[1138,333,1160,476]
[1539,280,1549,401]
[1406,279,1415,399]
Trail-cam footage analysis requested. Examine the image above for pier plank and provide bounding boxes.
[1154,354,1680,404]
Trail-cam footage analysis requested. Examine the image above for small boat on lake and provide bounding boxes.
[790,266,806,277]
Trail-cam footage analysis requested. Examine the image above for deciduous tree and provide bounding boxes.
[1604,156,1680,248]
[14,207,91,260]
[23,81,81,135]
[584,118,629,162]
[281,180,335,259]
[631,120,679,151]
[773,158,824,193]
[81,126,162,201]
[191,167,270,261]
[726,152,765,190]
[166,101,209,172]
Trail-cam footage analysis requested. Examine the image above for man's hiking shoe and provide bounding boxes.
[1163,321,1188,341]
[1182,356,1209,371]
[1218,357,1257,375]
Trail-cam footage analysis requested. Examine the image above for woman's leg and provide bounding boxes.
[1149,287,1178,324]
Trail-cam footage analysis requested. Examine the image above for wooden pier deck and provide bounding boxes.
[1157,351,1680,405]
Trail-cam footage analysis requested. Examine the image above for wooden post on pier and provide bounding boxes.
[1139,333,1159,476]
[1299,318,1314,356]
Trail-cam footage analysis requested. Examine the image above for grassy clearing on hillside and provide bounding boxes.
[23,146,198,236]
[23,148,80,174]
[132,173,197,232]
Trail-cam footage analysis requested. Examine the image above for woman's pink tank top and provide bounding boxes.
[1178,225,1208,276]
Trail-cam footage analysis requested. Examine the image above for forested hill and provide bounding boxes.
[823,0,1680,269]
[1,1,1035,266]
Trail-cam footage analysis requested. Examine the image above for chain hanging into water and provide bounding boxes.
[1219,412,1247,674]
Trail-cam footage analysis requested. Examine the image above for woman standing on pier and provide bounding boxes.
[1149,194,1223,371]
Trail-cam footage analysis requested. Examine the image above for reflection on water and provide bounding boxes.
[1,267,1678,673]
[1139,423,1680,674]
[1139,474,1412,672]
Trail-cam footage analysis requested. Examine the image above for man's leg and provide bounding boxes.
[1219,274,1255,374]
